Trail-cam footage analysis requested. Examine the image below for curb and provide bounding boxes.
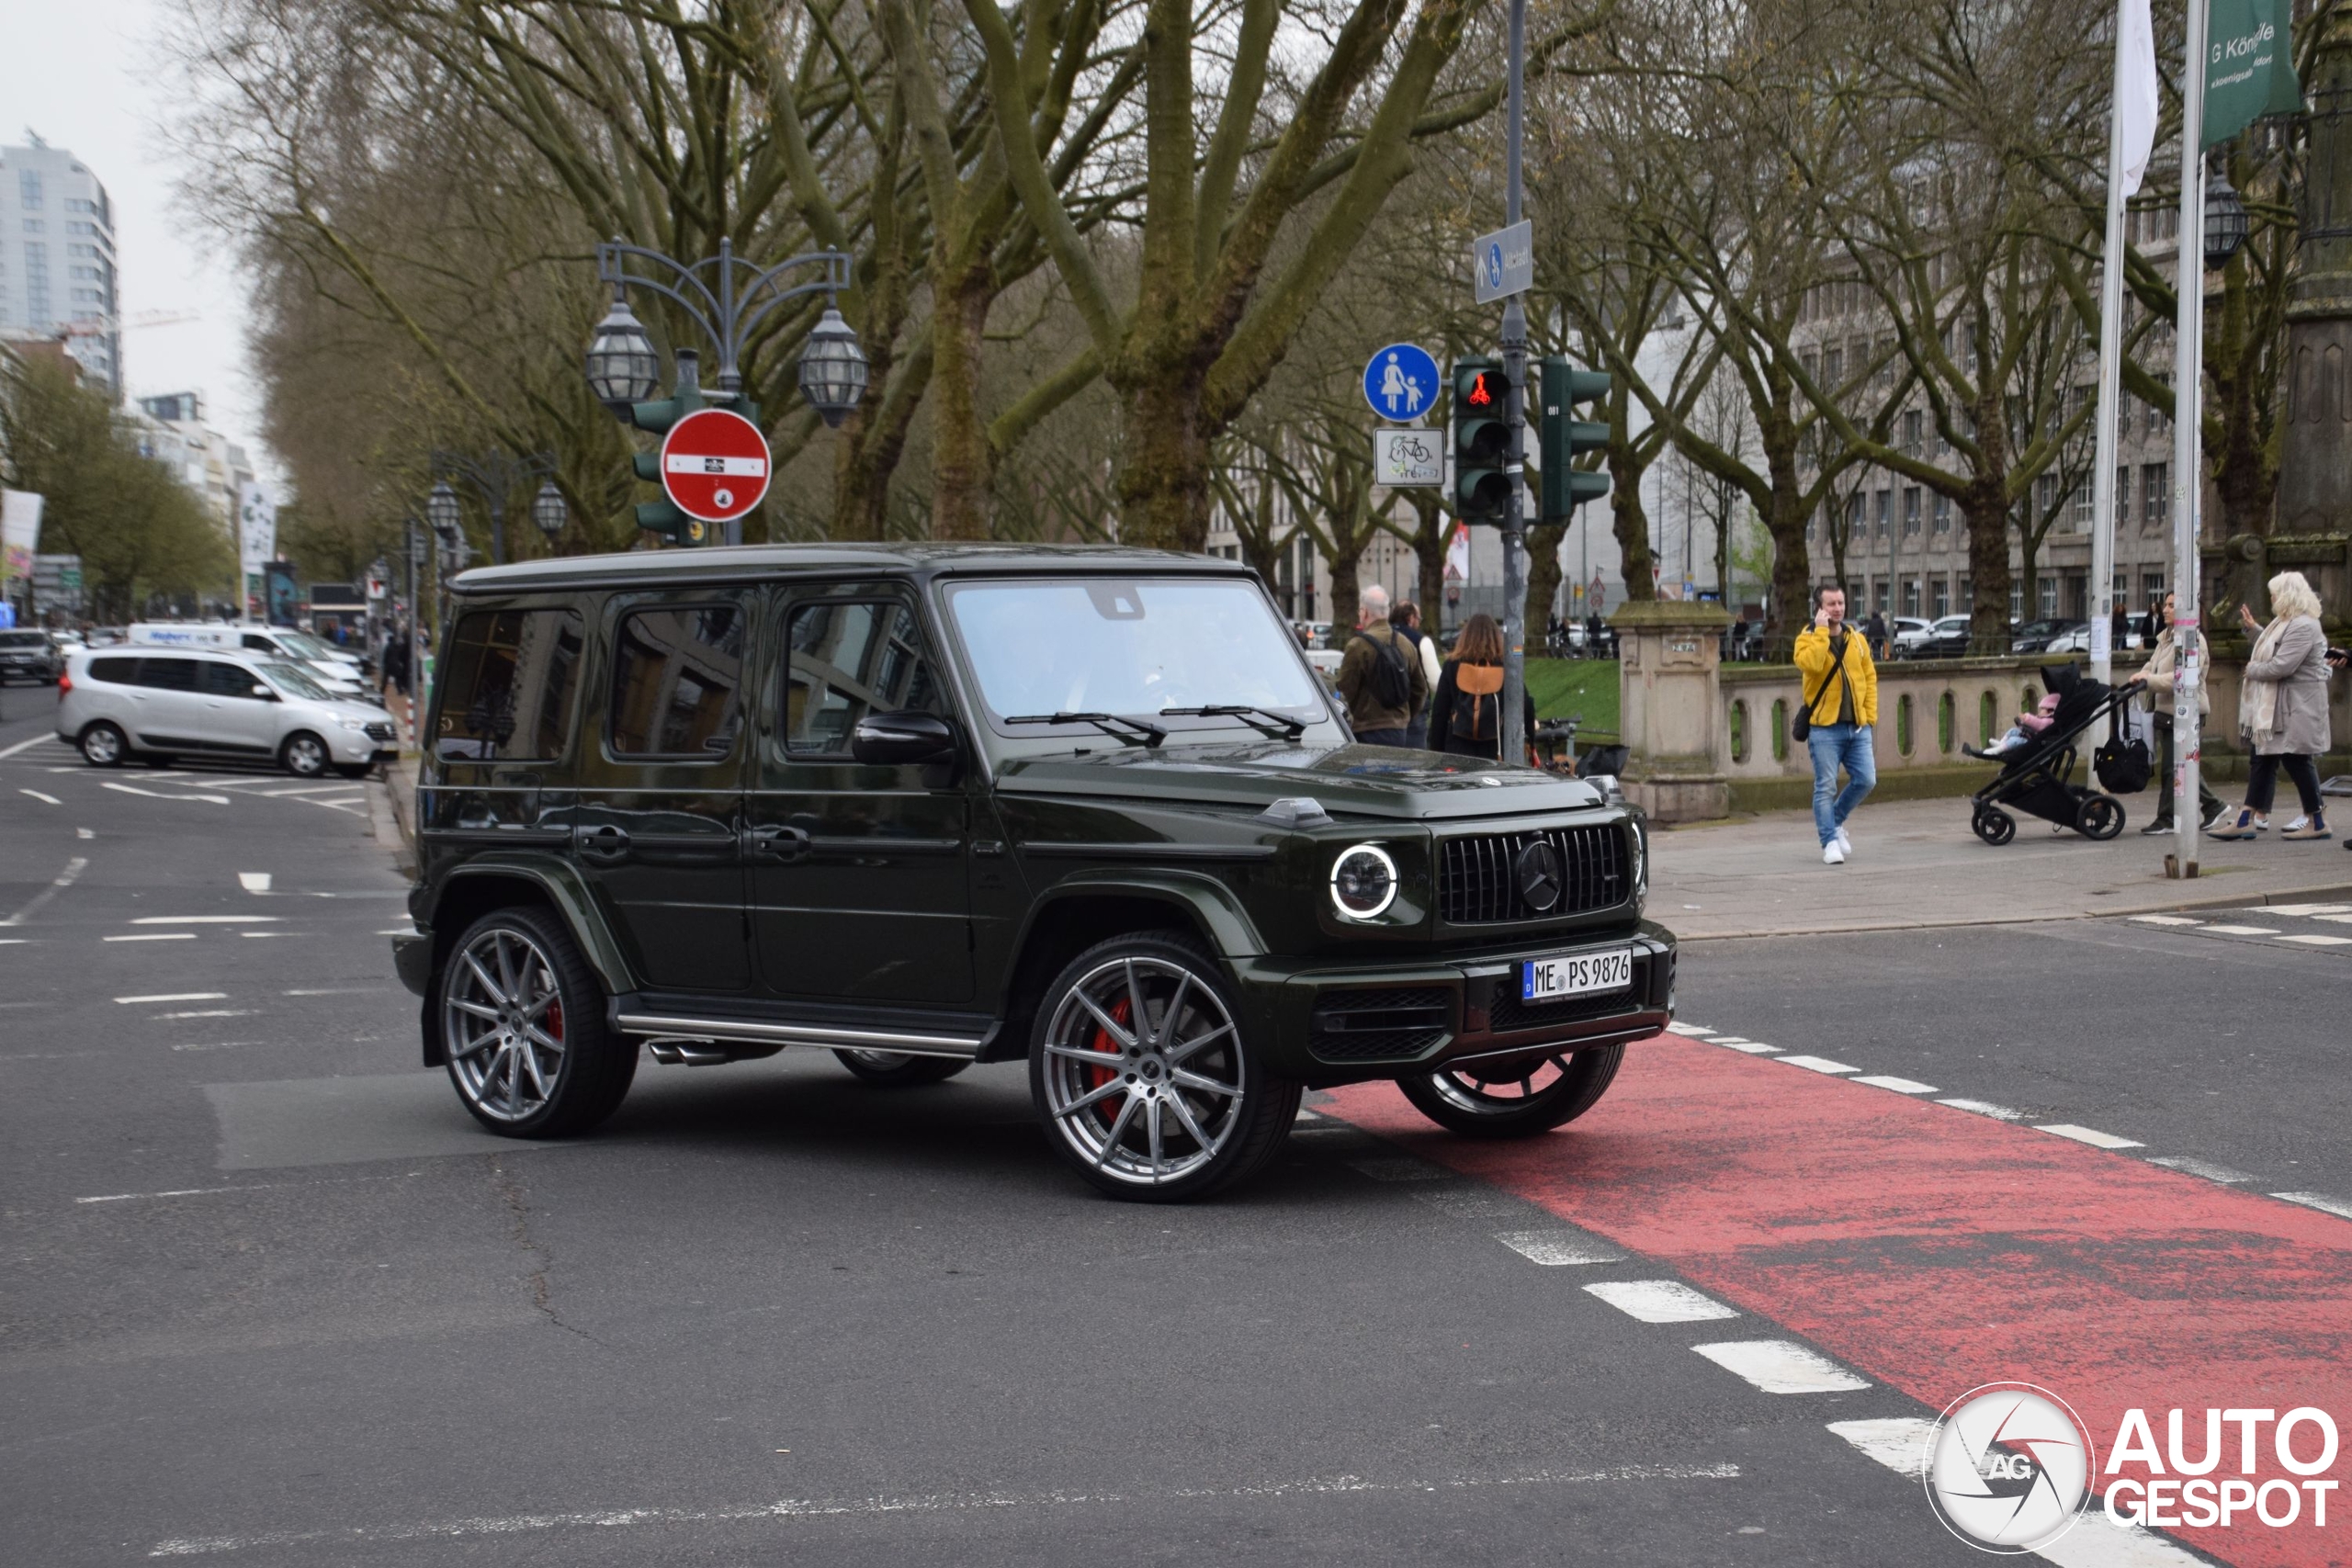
[1675,880,2352,943]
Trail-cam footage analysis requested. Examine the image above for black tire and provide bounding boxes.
[279,731,330,778]
[78,720,128,767]
[436,906,636,1137]
[1972,806,2017,846]
[1398,1044,1624,1138]
[1029,932,1300,1201]
[832,1049,970,1088]
[2077,795,2125,840]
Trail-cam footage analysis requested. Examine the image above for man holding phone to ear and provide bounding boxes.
[1792,585,1879,865]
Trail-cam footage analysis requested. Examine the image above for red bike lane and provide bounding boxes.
[1321,1032,2352,1568]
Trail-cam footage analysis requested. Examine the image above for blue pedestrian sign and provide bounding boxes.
[1363,342,1440,423]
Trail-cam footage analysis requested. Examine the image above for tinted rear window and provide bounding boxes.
[139,658,200,692]
[89,656,140,684]
[609,603,745,758]
[435,609,585,761]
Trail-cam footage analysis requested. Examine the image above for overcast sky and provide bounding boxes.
[3,0,280,483]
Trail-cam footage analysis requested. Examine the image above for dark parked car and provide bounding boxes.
[2010,617,2085,654]
[0,629,62,684]
[393,545,1674,1201]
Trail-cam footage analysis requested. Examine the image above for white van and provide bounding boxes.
[128,623,376,704]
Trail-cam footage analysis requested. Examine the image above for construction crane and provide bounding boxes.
[60,309,201,338]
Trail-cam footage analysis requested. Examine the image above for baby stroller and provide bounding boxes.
[1962,665,2140,845]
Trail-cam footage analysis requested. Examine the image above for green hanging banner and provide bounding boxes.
[2203,0,2305,147]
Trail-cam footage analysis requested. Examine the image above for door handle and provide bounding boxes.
[746,825,810,862]
[575,823,631,859]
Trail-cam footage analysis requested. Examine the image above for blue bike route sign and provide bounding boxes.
[1362,342,1440,423]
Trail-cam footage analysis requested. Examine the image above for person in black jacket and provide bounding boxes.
[1430,613,1536,761]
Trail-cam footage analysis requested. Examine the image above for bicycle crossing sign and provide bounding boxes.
[1362,342,1441,423]
[1373,427,1443,487]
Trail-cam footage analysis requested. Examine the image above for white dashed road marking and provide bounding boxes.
[239,873,273,892]
[1669,1025,1716,1036]
[105,933,196,943]
[102,783,230,805]
[1777,1055,1859,1075]
[2145,1156,2255,1184]
[1938,1098,2024,1121]
[115,992,226,1005]
[2199,923,2278,936]
[152,1010,254,1020]
[1583,1280,1740,1324]
[1707,1038,1782,1055]
[2,854,87,928]
[2277,933,2352,947]
[2127,914,2201,927]
[282,987,387,997]
[1826,1416,1931,1473]
[1852,1075,1939,1094]
[1494,1232,1624,1266]
[2036,1124,2144,1151]
[0,732,59,759]
[132,916,282,925]
[1690,1340,1871,1394]
[2271,1191,2352,1222]
[2261,903,2351,917]
[19,788,60,805]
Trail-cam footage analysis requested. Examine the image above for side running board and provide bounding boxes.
[614,1011,985,1062]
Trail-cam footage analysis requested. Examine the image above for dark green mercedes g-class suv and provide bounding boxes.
[392,544,1673,1200]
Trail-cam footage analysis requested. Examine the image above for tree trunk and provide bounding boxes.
[929,260,997,540]
[1115,368,1213,550]
[1526,522,1565,649]
[1963,485,2014,652]
[1761,487,1813,660]
[1606,444,1657,604]
[1408,492,1449,626]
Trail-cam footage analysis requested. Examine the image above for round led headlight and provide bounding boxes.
[1329,843,1399,920]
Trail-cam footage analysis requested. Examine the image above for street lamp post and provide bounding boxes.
[588,237,864,547]
[429,451,557,567]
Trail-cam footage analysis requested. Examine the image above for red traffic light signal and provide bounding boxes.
[1464,370,1498,409]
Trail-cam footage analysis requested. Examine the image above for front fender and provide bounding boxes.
[1017,866,1270,960]
[404,853,637,1066]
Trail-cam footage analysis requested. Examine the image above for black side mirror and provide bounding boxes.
[851,710,958,767]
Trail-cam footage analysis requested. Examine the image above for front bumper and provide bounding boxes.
[1233,921,1676,1088]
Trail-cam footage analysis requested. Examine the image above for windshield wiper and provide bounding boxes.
[1003,711,1168,749]
[1158,705,1306,740]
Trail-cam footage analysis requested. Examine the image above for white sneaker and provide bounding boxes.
[2256,815,2271,831]
[2283,816,2311,834]
[1824,841,1846,865]
[1835,827,1852,858]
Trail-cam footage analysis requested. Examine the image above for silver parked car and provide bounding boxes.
[57,648,398,777]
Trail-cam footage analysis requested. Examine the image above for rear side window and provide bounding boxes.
[784,601,945,755]
[609,603,745,759]
[201,662,265,698]
[139,658,199,692]
[435,609,585,761]
[89,657,139,684]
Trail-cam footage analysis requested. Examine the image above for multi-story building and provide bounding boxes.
[133,391,254,535]
[1790,203,2188,629]
[0,138,120,397]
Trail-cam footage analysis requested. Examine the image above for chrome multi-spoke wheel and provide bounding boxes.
[1399,1043,1623,1138]
[1031,936,1298,1200]
[444,926,567,1122]
[436,908,635,1137]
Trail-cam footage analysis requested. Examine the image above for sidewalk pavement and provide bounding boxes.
[1651,795,2352,941]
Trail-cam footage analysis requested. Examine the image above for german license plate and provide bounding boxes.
[1521,947,1634,1002]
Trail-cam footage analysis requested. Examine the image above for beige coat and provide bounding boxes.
[2138,628,2210,718]
[2238,615,2333,757]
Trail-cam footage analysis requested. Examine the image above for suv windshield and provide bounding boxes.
[0,631,45,648]
[945,578,1324,736]
[279,630,348,660]
[256,660,334,701]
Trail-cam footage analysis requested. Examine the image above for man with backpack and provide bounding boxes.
[1337,584,1428,748]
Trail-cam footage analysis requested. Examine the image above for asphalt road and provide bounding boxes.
[6,688,2344,1566]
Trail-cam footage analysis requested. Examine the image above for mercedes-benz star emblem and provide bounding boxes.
[1515,840,1563,911]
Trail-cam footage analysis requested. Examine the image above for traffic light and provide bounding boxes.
[1539,356,1611,522]
[623,388,757,547]
[1453,356,1510,524]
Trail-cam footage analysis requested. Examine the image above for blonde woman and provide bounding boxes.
[2210,571,2334,840]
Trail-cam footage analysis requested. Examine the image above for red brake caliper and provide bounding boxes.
[1090,998,1131,1131]
[545,998,563,1043]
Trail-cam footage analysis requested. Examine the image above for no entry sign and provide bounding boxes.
[660,408,771,525]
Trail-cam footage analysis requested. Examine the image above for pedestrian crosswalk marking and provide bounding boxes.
[1853,1075,1939,1094]
[2036,1123,2143,1150]
[1690,1340,1869,1393]
[2276,933,2352,946]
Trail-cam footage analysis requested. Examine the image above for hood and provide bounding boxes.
[991,740,1611,821]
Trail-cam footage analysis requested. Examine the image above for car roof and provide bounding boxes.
[447,540,1247,596]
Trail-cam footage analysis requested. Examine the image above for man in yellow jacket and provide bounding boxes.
[1792,585,1879,865]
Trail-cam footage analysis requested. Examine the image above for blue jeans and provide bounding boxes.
[1807,722,1876,845]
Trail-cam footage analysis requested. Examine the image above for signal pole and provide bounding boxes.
[1499,0,1529,765]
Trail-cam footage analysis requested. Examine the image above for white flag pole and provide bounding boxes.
[2088,40,2131,690]
[2170,0,2211,877]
